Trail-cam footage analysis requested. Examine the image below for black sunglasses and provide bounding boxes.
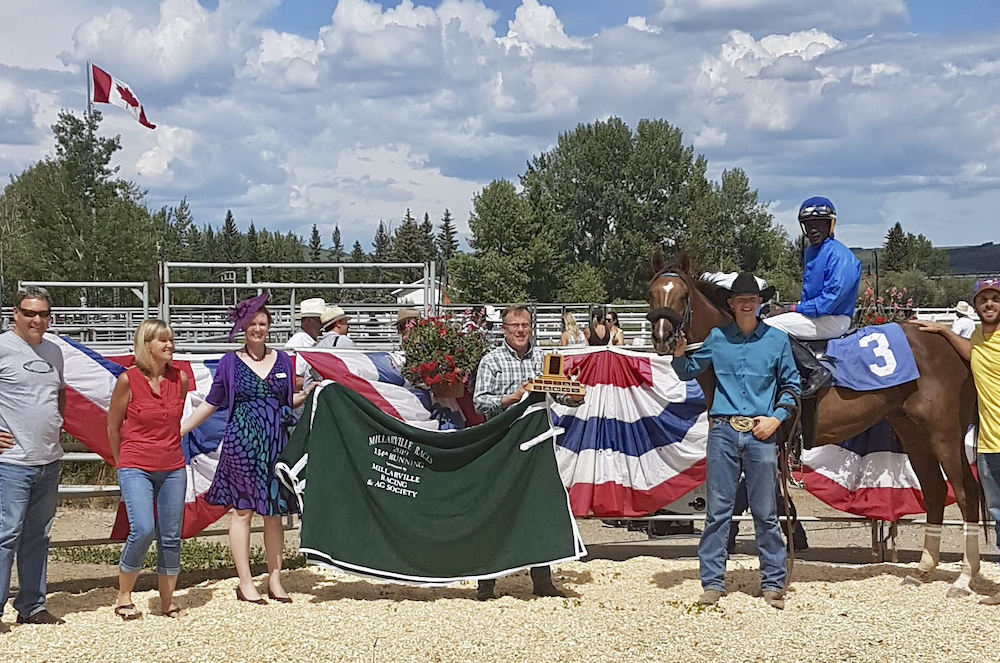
[17,306,51,319]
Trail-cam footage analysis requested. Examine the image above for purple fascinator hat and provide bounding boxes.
[227,291,271,341]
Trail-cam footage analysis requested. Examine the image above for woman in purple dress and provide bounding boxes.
[183,293,313,604]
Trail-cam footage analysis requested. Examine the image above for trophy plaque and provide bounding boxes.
[525,353,586,396]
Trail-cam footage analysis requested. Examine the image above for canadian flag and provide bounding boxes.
[90,63,156,129]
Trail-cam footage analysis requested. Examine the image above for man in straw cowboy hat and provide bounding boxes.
[951,300,977,340]
[672,273,801,610]
[284,297,326,388]
[316,306,355,349]
[911,277,1000,604]
[396,308,420,338]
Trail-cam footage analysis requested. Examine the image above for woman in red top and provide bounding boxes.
[107,319,188,620]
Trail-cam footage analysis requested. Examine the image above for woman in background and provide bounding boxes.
[560,313,586,347]
[606,311,626,346]
[585,306,611,345]
[107,319,188,619]
[182,293,312,604]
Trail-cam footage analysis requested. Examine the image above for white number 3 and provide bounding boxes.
[859,332,897,377]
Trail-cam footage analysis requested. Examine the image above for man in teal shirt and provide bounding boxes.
[673,273,800,609]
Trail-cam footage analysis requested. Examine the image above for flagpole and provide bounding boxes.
[86,59,93,121]
[85,59,95,308]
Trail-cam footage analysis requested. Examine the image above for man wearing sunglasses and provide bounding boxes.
[0,286,67,630]
[764,196,861,395]
[472,305,565,600]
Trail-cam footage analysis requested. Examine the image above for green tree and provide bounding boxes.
[882,223,910,273]
[436,209,458,262]
[449,180,541,302]
[307,223,326,290]
[516,116,793,301]
[245,221,260,262]
[448,252,530,303]
[882,222,949,275]
[0,110,157,306]
[331,226,345,262]
[220,210,242,264]
[391,209,436,267]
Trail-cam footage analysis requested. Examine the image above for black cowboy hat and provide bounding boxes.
[720,272,775,302]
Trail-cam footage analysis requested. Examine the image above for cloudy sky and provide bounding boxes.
[2,0,999,253]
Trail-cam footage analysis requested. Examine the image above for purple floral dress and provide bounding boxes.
[205,358,297,515]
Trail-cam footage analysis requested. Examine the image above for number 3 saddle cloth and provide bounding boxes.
[818,323,919,391]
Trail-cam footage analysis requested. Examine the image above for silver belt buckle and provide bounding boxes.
[729,416,755,433]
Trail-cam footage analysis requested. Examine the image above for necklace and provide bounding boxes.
[243,345,269,362]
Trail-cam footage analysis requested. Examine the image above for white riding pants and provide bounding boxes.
[762,313,851,340]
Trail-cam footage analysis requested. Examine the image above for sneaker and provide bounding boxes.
[16,610,65,625]
[0,621,9,634]
[980,594,1000,606]
[762,590,785,610]
[697,589,724,605]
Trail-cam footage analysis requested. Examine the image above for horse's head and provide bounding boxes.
[647,252,693,356]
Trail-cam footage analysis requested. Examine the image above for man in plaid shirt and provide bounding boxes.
[472,304,565,600]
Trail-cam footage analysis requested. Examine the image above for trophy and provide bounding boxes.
[525,353,586,397]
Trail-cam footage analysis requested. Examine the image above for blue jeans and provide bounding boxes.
[117,468,186,575]
[977,453,1000,545]
[700,418,786,593]
[0,460,60,619]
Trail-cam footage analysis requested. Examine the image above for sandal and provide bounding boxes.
[161,605,186,619]
[114,604,142,620]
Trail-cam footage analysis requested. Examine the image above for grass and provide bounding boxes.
[52,539,307,571]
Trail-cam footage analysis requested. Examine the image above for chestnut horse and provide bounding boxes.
[648,253,982,597]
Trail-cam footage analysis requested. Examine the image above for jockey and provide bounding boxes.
[764,196,862,396]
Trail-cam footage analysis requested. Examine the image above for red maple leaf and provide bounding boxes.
[116,84,139,107]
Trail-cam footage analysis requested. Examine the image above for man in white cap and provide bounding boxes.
[316,306,355,349]
[284,297,326,388]
[912,277,1000,604]
[285,298,326,350]
[951,301,977,340]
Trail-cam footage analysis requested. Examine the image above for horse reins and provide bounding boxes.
[775,388,804,594]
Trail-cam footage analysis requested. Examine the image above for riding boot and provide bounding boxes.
[789,338,832,399]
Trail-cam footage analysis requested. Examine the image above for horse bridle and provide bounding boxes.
[647,271,692,347]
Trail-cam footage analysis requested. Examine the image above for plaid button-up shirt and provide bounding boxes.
[473,341,545,419]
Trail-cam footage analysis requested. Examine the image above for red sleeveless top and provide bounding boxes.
[118,365,186,472]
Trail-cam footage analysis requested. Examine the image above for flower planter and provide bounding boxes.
[430,380,465,399]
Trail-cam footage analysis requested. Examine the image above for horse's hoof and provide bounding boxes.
[946,586,973,599]
[901,575,924,587]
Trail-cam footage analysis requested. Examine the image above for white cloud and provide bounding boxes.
[2,0,1000,254]
[499,0,585,53]
[626,17,662,35]
[654,0,908,34]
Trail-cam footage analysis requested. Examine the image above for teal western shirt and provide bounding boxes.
[672,321,800,422]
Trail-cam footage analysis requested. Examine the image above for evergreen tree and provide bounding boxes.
[372,220,393,261]
[883,223,910,272]
[420,212,436,261]
[308,224,323,262]
[245,221,260,262]
[331,226,345,262]
[220,210,241,263]
[345,240,367,303]
[436,208,459,262]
